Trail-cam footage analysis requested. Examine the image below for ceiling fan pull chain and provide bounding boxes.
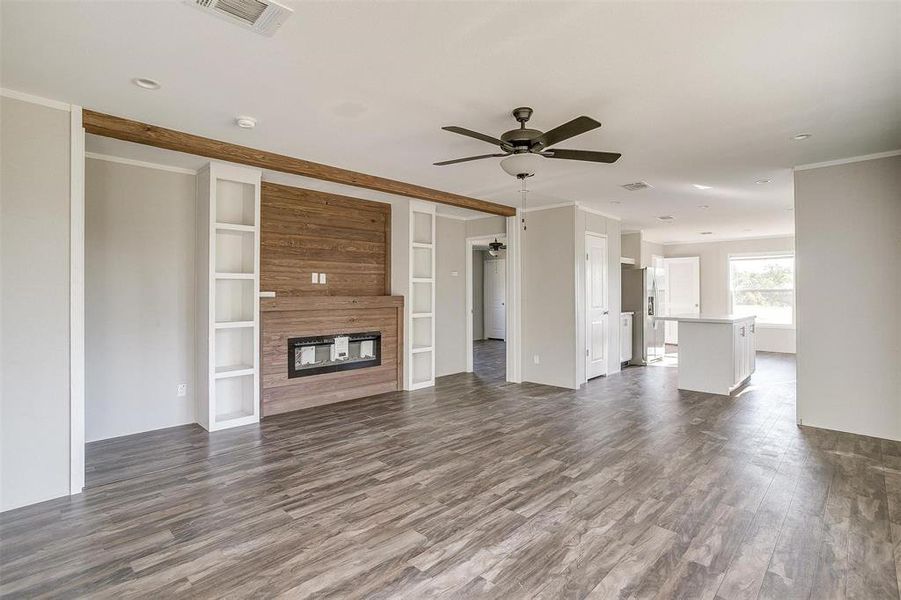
[519,175,528,231]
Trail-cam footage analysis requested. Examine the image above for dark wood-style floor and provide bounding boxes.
[2,352,900,599]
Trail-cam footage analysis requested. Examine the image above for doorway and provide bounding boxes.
[585,233,609,380]
[467,236,507,380]
[662,256,700,346]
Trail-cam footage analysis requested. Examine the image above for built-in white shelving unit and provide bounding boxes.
[196,163,262,431]
[407,202,436,389]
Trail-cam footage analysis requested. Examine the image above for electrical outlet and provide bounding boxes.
[176,383,187,397]
[533,355,540,365]
[319,272,326,284]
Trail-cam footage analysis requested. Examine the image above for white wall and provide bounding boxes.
[1,96,72,511]
[85,158,196,441]
[795,154,901,441]
[435,216,466,377]
[664,236,796,353]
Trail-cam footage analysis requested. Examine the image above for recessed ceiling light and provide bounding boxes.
[786,207,794,211]
[791,133,812,141]
[755,179,772,185]
[743,228,752,232]
[610,200,621,205]
[657,215,675,222]
[698,204,710,210]
[235,116,257,129]
[132,77,161,90]
[692,184,712,190]
[700,231,713,235]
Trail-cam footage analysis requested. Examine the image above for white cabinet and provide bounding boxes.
[733,320,756,384]
[407,202,435,390]
[620,313,633,364]
[659,315,756,395]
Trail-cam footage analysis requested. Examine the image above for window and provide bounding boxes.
[729,254,794,326]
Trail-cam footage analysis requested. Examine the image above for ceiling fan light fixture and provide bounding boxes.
[500,153,542,178]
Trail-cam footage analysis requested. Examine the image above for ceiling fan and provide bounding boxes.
[434,107,622,170]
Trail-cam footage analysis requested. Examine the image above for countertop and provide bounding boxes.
[654,313,755,324]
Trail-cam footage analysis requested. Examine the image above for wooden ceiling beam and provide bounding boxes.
[83,110,516,217]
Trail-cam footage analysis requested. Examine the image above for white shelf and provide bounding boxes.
[214,320,254,329]
[216,222,255,233]
[197,163,261,433]
[214,364,255,378]
[407,203,436,390]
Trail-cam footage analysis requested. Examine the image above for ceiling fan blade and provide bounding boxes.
[441,126,506,147]
[433,153,507,166]
[534,116,602,149]
[541,149,622,163]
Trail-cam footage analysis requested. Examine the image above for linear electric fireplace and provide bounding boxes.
[287,331,381,378]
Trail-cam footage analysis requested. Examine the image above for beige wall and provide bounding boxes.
[472,250,486,340]
[466,215,506,238]
[1,96,72,511]
[435,216,467,377]
[523,206,577,388]
[664,236,796,353]
[795,154,901,441]
[85,159,196,441]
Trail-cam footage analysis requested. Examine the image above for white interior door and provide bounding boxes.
[586,234,608,379]
[663,257,700,344]
[484,258,506,340]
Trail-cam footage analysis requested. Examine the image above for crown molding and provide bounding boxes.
[663,233,795,246]
[794,149,901,171]
[1,88,72,111]
[85,152,199,175]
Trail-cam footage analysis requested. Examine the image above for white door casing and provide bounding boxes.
[585,234,608,379]
[484,258,506,340]
[663,257,700,344]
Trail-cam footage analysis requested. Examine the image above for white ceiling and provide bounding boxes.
[3,1,899,242]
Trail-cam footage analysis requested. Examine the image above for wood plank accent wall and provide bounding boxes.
[83,109,516,216]
[261,296,403,416]
[261,182,391,296]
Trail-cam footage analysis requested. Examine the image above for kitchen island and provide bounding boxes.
[655,314,756,395]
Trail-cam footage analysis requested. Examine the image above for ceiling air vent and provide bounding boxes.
[187,0,293,36]
[620,181,652,192]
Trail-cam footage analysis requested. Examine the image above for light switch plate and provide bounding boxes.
[451,271,459,277]
[319,273,326,284]
[311,272,319,284]
[533,355,540,365]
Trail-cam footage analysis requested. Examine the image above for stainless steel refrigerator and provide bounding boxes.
[622,267,665,365]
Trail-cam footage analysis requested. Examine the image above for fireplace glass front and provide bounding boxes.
[287,332,381,378]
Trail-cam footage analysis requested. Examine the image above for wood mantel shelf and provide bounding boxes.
[261,295,404,312]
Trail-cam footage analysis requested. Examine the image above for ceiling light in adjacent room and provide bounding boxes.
[657,215,675,222]
[791,133,812,141]
[755,179,772,184]
[235,116,257,129]
[700,231,713,235]
[610,200,621,205]
[132,77,161,90]
[692,184,712,190]
[698,204,710,210]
